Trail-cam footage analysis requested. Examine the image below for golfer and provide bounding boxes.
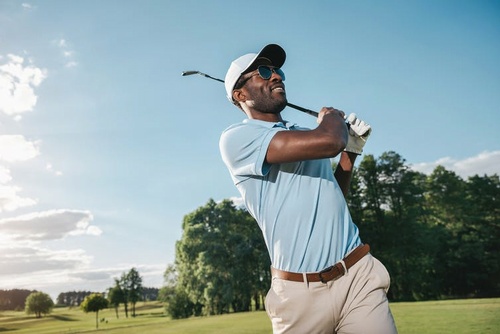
[219,44,397,334]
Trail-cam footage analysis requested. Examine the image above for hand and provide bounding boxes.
[345,113,371,137]
[317,107,345,124]
[344,113,372,155]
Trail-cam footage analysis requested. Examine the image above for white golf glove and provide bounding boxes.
[344,113,372,155]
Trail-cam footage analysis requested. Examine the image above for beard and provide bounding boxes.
[249,92,287,114]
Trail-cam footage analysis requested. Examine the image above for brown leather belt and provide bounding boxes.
[271,244,370,283]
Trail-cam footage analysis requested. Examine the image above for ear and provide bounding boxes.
[232,89,246,103]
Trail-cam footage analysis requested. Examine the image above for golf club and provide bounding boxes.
[181,70,319,117]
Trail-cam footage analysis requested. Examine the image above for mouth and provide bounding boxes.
[271,84,285,93]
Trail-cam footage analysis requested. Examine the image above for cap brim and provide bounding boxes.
[244,44,286,73]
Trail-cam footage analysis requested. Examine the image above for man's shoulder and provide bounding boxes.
[221,119,280,138]
[224,119,279,130]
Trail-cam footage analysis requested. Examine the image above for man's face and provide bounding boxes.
[237,65,287,114]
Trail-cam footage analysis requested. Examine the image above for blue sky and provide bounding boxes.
[0,0,499,299]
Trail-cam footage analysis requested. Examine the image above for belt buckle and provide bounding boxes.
[318,266,334,283]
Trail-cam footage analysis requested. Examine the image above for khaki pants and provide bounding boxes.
[265,254,398,334]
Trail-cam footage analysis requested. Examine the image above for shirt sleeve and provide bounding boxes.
[219,122,281,178]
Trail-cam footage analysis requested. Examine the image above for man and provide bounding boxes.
[219,44,397,334]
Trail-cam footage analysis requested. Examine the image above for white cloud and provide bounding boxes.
[0,246,91,275]
[217,196,246,209]
[0,136,40,212]
[66,264,164,283]
[65,61,78,68]
[0,184,37,212]
[0,209,104,295]
[0,260,165,298]
[0,135,40,162]
[46,163,63,176]
[229,196,245,209]
[57,39,67,48]
[0,243,95,300]
[54,39,78,68]
[0,209,101,241]
[22,3,34,10]
[410,150,500,178]
[86,225,103,236]
[0,54,47,118]
[0,165,12,183]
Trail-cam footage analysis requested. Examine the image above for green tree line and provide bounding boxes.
[56,291,94,307]
[165,151,499,318]
[0,289,34,311]
[18,268,148,324]
[350,151,499,301]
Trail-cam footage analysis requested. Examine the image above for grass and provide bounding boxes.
[391,298,500,334]
[0,298,498,333]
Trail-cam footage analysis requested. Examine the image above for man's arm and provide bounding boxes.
[266,107,348,164]
[335,113,372,197]
[334,151,358,197]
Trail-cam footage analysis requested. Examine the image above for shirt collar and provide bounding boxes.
[242,118,297,129]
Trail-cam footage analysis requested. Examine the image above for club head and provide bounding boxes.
[181,71,199,76]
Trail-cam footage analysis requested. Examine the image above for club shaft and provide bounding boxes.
[183,70,319,118]
[201,73,224,83]
[286,103,318,117]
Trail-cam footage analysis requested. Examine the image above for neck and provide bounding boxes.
[242,104,284,123]
[247,111,283,123]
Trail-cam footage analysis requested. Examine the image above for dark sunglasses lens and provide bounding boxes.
[258,66,285,80]
[258,66,272,79]
[276,68,285,80]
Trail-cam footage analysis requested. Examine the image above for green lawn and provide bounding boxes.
[0,298,498,333]
[391,298,500,334]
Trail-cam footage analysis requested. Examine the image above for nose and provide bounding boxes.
[270,69,284,81]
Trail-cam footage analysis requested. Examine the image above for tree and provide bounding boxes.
[158,264,177,305]
[81,293,109,329]
[174,199,269,317]
[108,279,125,319]
[25,292,54,318]
[121,268,143,317]
[426,169,500,297]
[425,166,469,297]
[351,152,440,300]
[160,264,193,319]
[464,174,500,296]
[119,274,130,318]
[160,264,192,319]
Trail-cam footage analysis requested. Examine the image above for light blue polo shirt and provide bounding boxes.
[219,118,361,273]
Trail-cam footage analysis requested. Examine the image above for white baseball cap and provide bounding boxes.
[224,44,286,102]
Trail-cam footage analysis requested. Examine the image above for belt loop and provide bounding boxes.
[302,272,309,287]
[339,259,348,276]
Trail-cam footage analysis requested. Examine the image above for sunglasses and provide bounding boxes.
[256,66,285,80]
[235,66,286,89]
